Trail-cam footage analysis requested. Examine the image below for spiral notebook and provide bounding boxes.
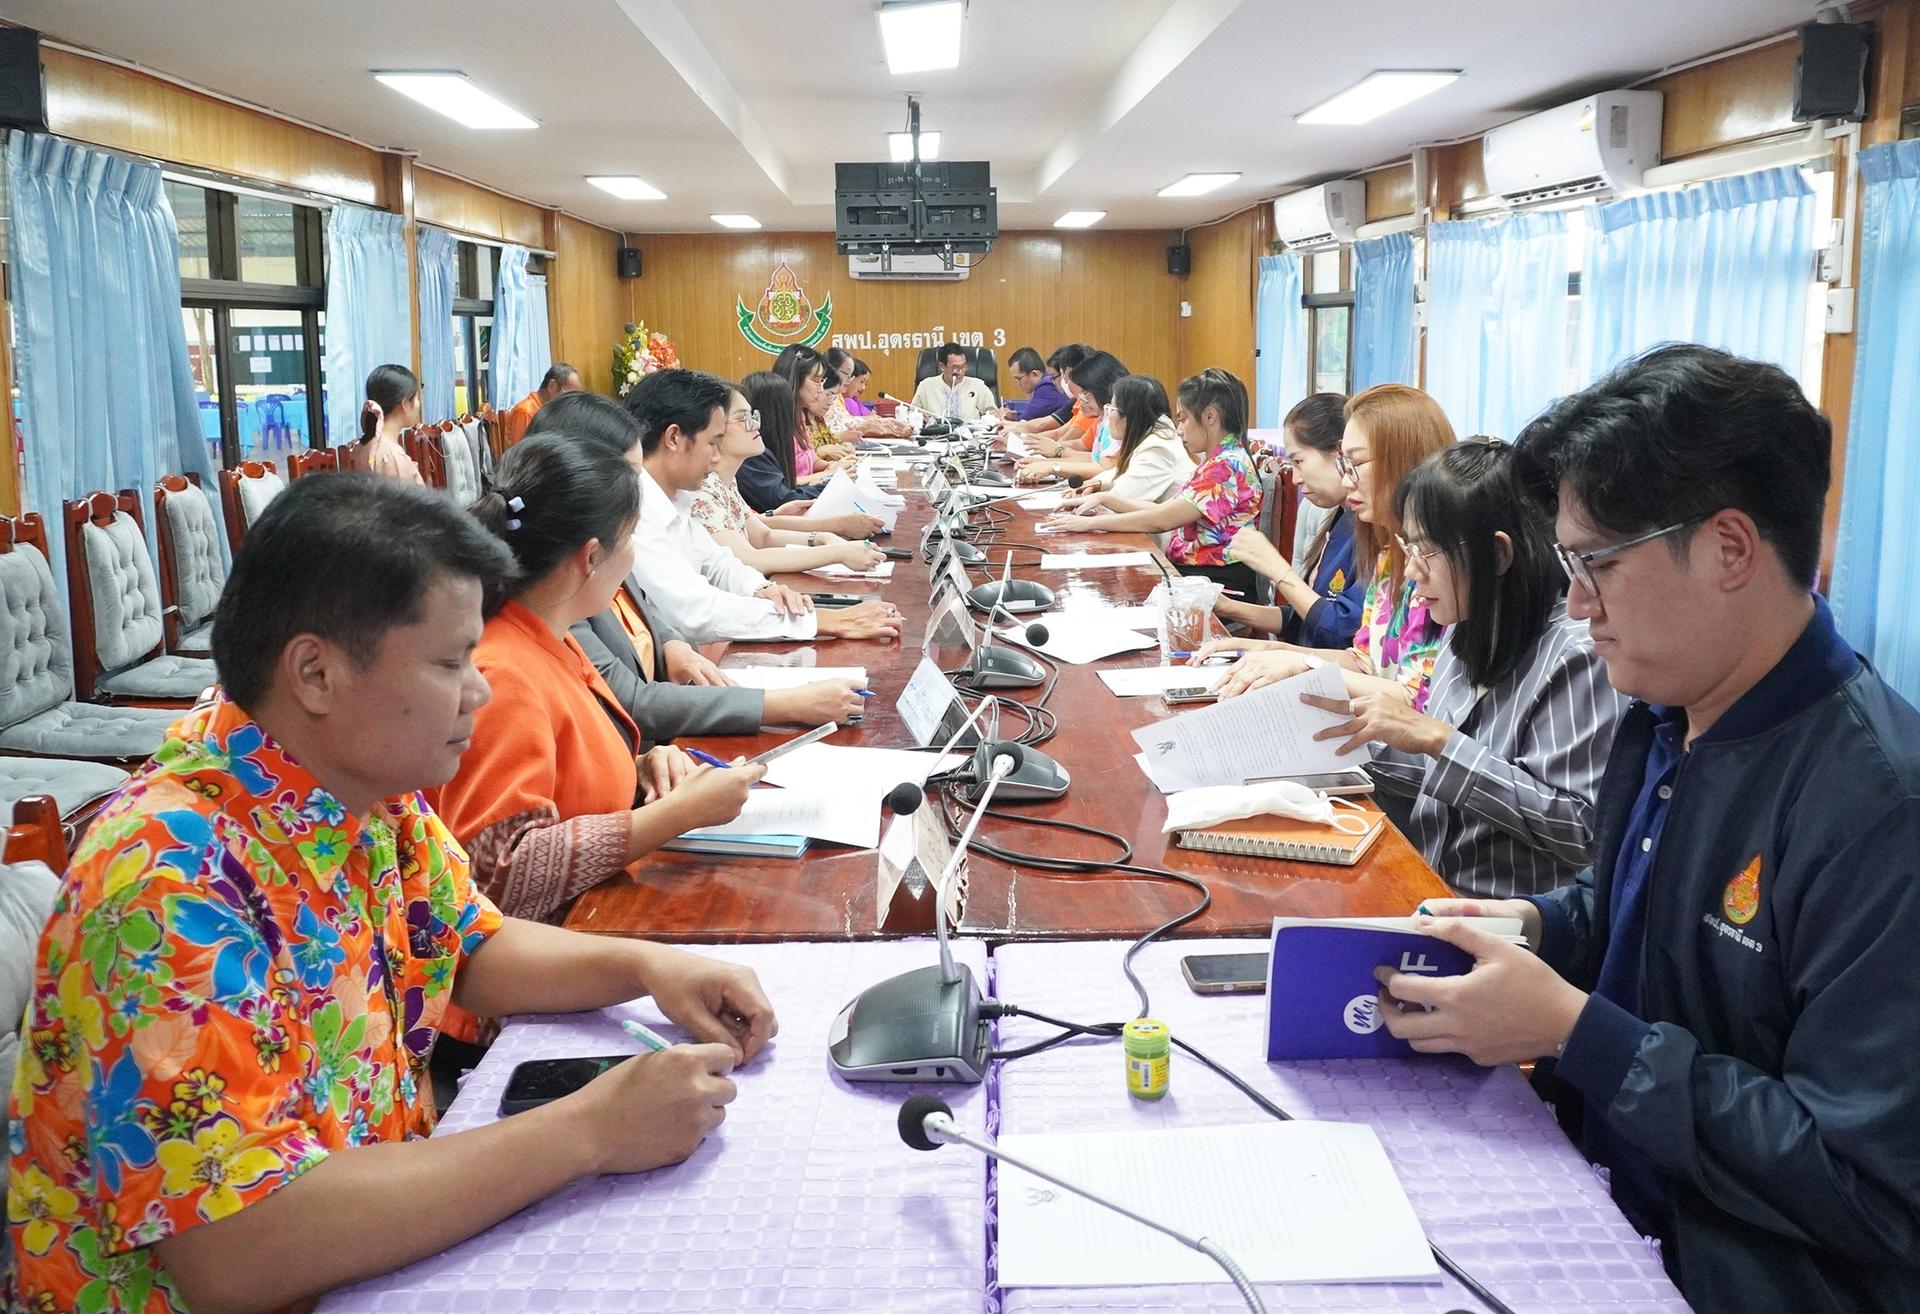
[1174,800,1387,865]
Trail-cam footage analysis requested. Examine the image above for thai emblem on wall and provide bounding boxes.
[736,261,834,354]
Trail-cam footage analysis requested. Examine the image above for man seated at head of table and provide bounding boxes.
[1001,342,1091,439]
[625,368,904,646]
[523,391,868,749]
[910,341,998,424]
[1045,367,1265,598]
[1205,438,1627,899]
[430,433,762,924]
[1369,345,1920,1314]
[5,473,775,1314]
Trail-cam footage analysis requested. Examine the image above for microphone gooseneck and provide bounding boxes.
[932,747,1021,985]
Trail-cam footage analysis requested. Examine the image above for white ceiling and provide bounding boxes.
[11,0,1821,233]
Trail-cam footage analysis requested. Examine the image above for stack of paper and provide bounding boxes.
[996,1121,1438,1287]
[1039,550,1156,570]
[1097,665,1225,698]
[1127,663,1363,791]
[677,785,880,849]
[997,617,1156,665]
[806,560,896,581]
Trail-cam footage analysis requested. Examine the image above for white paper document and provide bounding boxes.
[998,617,1156,665]
[1092,604,1163,631]
[1013,491,1066,511]
[760,742,962,799]
[1098,665,1227,697]
[996,1121,1439,1288]
[1039,551,1156,570]
[719,666,867,691]
[806,472,898,531]
[1127,662,1363,790]
[806,560,896,580]
[680,786,880,850]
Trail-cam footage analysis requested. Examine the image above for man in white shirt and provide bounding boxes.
[628,369,904,644]
[910,343,997,424]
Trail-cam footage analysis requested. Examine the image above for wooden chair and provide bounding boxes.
[216,460,289,553]
[288,447,340,480]
[334,442,369,473]
[152,474,224,655]
[61,491,216,705]
[4,794,68,872]
[401,426,447,490]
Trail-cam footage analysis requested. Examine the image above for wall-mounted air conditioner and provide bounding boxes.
[848,251,973,281]
[1271,180,1365,249]
[1482,90,1665,206]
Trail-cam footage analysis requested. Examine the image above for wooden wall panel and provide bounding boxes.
[621,229,1182,396]
[1427,140,1490,216]
[1649,39,1800,160]
[551,217,636,395]
[413,169,548,248]
[1362,163,1417,221]
[41,49,386,206]
[1175,208,1264,393]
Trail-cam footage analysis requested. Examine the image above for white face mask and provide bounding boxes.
[1162,781,1371,835]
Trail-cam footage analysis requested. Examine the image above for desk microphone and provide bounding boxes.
[897,1096,1269,1314]
[966,550,1054,616]
[827,745,1023,1084]
[883,781,924,816]
[959,570,1046,690]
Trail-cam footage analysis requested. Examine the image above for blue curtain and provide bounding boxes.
[1352,231,1417,389]
[416,225,458,423]
[1426,212,1570,440]
[490,245,540,408]
[1583,165,1815,382]
[526,272,552,381]
[6,133,225,612]
[1831,140,1920,703]
[322,203,411,446]
[1253,253,1307,428]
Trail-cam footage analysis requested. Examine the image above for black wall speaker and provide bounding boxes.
[0,28,48,133]
[1166,243,1191,276]
[617,246,642,279]
[1793,21,1870,123]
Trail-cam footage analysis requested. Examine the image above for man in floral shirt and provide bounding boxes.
[7,475,775,1314]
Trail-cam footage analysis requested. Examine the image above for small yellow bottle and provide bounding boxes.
[1123,1018,1170,1100]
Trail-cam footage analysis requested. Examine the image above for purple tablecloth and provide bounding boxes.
[317,940,990,1314]
[989,938,1691,1313]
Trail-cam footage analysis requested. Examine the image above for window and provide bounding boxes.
[170,180,326,472]
[452,240,496,411]
[1303,247,1354,395]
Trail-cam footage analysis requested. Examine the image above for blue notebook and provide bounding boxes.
[1263,917,1526,1061]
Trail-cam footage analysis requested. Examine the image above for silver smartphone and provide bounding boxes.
[1163,685,1220,705]
[1247,767,1376,796]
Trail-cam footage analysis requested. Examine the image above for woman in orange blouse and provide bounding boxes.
[359,363,426,485]
[430,433,761,921]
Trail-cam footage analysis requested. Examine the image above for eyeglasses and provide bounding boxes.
[1394,532,1441,569]
[730,409,761,431]
[1553,517,1704,599]
[1334,450,1371,482]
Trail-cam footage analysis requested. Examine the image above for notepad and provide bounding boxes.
[1175,801,1388,865]
[660,832,809,858]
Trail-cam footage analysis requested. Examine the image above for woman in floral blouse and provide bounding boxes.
[1043,368,1263,597]
[1195,383,1457,710]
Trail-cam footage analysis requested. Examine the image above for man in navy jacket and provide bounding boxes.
[1375,345,1920,1313]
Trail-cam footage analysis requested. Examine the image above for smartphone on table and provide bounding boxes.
[1179,952,1269,995]
[498,1055,631,1116]
[1248,768,1376,796]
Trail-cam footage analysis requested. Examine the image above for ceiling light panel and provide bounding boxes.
[372,72,537,130]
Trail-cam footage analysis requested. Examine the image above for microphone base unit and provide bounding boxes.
[966,579,1054,615]
[950,539,987,563]
[960,645,1047,690]
[963,741,1071,802]
[828,962,992,1084]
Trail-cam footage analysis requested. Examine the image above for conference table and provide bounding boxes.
[567,451,1452,944]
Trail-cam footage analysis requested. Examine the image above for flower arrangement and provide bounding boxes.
[612,322,680,395]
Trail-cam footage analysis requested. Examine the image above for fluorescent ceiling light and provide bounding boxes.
[1054,211,1106,229]
[1296,70,1460,125]
[879,0,965,75]
[372,71,536,130]
[1157,172,1241,198]
[888,130,942,162]
[587,176,665,201]
[711,214,762,229]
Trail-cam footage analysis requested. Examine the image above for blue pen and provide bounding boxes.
[855,688,878,697]
[1168,651,1243,664]
[618,1018,671,1052]
[685,747,731,769]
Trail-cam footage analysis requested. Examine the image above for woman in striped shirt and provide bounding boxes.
[1240,440,1626,897]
